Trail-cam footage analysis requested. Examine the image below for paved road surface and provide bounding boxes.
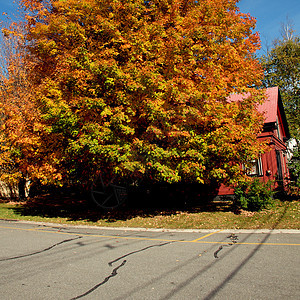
[0,219,299,299]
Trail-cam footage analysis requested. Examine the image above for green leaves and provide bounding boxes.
[234,179,275,211]
[1,0,265,188]
[261,34,300,139]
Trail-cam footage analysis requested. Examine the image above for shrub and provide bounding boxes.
[288,147,300,197]
[234,179,275,211]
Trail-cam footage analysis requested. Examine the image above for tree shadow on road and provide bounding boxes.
[7,185,233,223]
[5,185,297,228]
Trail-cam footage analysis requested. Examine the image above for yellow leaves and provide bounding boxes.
[100,107,113,118]
[146,126,163,139]
[37,39,58,56]
[28,163,63,185]
[118,161,146,175]
[1,28,14,38]
[0,0,266,187]
[0,172,22,186]
[196,177,205,184]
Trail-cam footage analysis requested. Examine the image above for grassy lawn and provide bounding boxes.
[0,196,299,229]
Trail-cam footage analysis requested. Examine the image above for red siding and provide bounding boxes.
[217,87,290,196]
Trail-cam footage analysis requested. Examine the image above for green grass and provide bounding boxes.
[0,197,299,229]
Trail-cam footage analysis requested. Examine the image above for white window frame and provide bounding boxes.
[244,156,263,176]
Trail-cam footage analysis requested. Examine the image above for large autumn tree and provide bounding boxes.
[1,0,265,189]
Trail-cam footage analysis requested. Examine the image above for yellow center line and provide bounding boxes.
[192,241,300,246]
[191,229,224,242]
[0,225,299,246]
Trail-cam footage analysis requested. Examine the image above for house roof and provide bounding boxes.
[258,86,279,123]
[227,87,278,123]
[227,87,290,139]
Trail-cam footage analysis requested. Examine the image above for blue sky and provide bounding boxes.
[1,0,300,56]
[238,0,300,54]
[0,0,18,19]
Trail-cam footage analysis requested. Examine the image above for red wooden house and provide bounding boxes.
[218,87,291,196]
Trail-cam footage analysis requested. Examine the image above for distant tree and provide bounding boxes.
[0,20,31,189]
[1,0,266,190]
[1,18,56,199]
[261,23,300,139]
[288,146,300,194]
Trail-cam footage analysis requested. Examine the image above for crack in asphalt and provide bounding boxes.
[70,260,127,300]
[70,241,175,299]
[108,241,173,266]
[214,234,239,258]
[0,236,82,261]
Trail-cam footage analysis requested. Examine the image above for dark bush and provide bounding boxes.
[234,179,275,211]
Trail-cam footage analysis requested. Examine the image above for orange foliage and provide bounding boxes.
[1,0,266,187]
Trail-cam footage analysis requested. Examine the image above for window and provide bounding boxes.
[276,151,283,180]
[276,117,282,140]
[243,157,263,176]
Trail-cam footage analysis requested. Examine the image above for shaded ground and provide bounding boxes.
[1,191,234,223]
[0,188,299,229]
[1,182,229,221]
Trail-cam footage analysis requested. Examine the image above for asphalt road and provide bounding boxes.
[0,219,299,300]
